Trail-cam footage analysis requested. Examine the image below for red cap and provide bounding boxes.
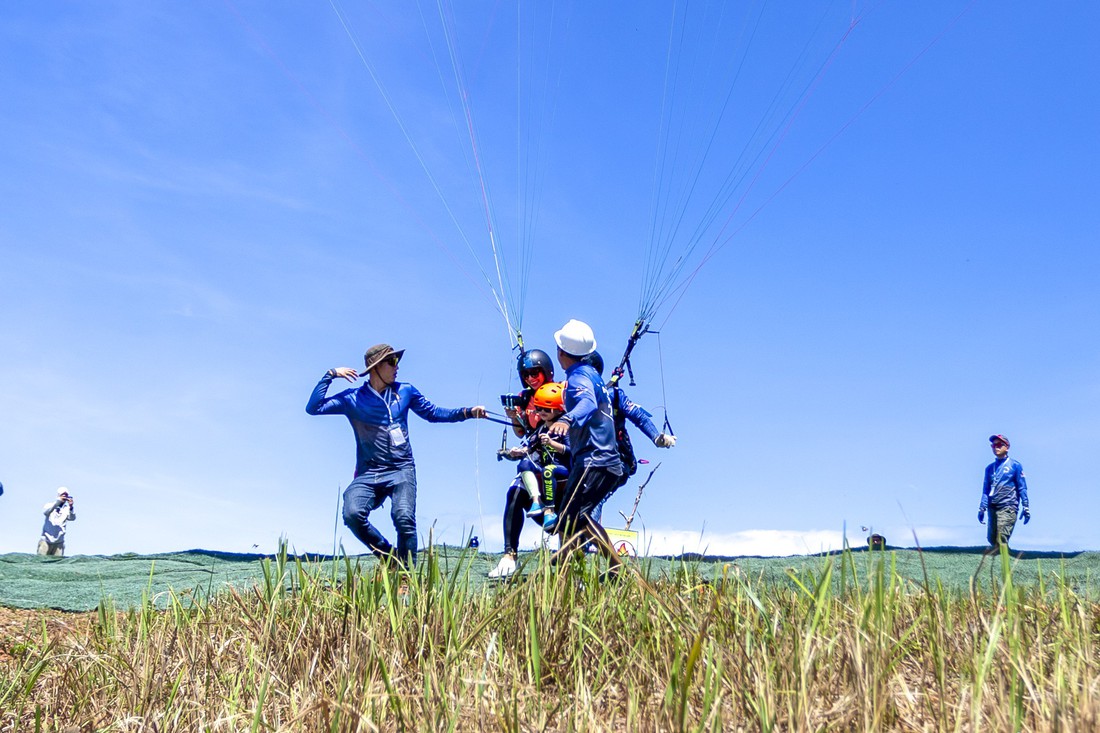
[989,434,1010,448]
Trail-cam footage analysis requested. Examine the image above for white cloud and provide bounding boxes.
[452,520,848,558]
[427,515,983,559]
[634,527,846,557]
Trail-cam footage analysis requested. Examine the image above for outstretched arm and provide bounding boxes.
[407,386,486,422]
[617,392,661,443]
[619,392,676,447]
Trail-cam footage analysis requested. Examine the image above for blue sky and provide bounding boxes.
[1,1,1097,557]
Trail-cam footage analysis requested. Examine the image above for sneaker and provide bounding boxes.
[541,512,558,532]
[488,554,517,579]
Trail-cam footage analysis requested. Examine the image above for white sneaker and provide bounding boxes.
[488,554,517,579]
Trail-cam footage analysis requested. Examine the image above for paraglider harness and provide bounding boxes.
[610,388,640,478]
[498,417,569,509]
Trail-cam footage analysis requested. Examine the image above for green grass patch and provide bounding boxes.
[1,543,1098,729]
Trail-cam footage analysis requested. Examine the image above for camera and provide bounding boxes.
[499,393,523,409]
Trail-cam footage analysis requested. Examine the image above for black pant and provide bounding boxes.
[502,482,535,554]
[557,464,622,532]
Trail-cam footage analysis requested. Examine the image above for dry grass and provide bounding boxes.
[1,545,1098,731]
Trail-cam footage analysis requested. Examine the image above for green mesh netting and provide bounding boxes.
[1,547,1096,612]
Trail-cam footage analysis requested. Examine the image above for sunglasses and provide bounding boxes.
[380,355,400,367]
[521,369,544,380]
[534,406,557,414]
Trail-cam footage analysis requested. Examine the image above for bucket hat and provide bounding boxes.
[364,344,405,372]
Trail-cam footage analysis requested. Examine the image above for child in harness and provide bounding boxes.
[489,381,571,579]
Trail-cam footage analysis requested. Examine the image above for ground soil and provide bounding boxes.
[0,606,93,665]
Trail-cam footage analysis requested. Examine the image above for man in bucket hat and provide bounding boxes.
[307,343,486,565]
[546,320,626,577]
[978,434,1030,551]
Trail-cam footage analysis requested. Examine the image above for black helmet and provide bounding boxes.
[517,349,555,383]
[583,350,605,376]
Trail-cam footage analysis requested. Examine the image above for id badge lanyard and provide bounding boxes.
[372,385,407,448]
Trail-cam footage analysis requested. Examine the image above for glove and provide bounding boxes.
[655,433,677,448]
[1022,506,1030,524]
[977,509,985,524]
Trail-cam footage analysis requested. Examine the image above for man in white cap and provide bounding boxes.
[39,487,76,556]
[307,343,486,566]
[547,319,625,575]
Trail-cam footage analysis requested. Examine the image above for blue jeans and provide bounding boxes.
[343,468,418,564]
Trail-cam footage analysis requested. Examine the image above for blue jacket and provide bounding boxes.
[981,457,1029,510]
[307,374,471,475]
[613,388,660,442]
[561,363,621,473]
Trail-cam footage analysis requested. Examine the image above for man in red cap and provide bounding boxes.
[978,434,1030,551]
[307,343,486,565]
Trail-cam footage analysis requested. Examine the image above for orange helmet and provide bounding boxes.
[530,382,565,411]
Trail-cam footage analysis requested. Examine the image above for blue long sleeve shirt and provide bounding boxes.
[561,363,621,472]
[307,374,471,475]
[981,457,1029,510]
[613,388,660,443]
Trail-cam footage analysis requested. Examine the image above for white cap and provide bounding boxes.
[554,319,597,357]
[57,486,70,496]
